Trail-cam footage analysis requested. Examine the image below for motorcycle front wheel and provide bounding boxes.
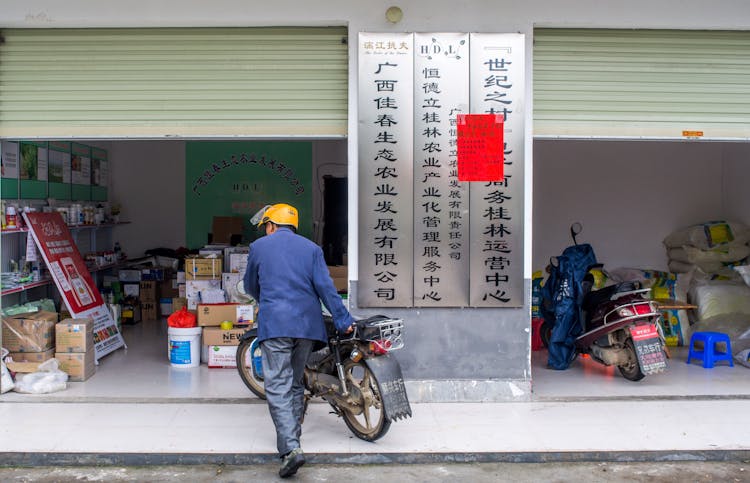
[236,336,267,399]
[340,360,391,442]
[618,338,645,382]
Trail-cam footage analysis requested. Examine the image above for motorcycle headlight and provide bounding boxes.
[618,307,635,317]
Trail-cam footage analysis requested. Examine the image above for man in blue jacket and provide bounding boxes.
[244,203,353,478]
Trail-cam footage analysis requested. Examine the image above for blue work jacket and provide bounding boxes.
[243,227,353,343]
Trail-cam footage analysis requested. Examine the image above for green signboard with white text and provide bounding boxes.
[185,141,313,249]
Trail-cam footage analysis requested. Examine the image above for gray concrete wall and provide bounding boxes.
[349,280,532,402]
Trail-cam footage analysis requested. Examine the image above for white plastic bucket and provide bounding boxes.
[168,326,202,368]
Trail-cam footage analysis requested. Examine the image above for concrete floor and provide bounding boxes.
[1,320,749,463]
[3,319,748,403]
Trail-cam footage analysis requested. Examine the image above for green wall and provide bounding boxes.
[185,141,313,249]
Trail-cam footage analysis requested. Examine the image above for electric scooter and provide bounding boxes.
[541,223,667,380]
[577,280,667,381]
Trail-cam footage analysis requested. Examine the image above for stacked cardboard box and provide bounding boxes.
[55,318,96,382]
[327,265,348,293]
[140,280,158,320]
[185,256,223,280]
[202,326,246,368]
[2,311,59,372]
[185,256,224,310]
[197,303,254,327]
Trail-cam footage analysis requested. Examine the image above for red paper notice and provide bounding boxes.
[457,114,504,182]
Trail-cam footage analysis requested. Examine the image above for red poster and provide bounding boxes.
[456,114,504,182]
[23,212,125,360]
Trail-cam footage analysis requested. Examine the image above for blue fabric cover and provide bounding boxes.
[542,243,597,370]
[244,227,354,343]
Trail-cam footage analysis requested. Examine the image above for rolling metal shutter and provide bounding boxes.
[0,27,348,138]
[534,28,750,140]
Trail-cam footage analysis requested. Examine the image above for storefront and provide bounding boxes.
[1,1,749,403]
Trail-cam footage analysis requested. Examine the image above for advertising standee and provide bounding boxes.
[23,211,126,361]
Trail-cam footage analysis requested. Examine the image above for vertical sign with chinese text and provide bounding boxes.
[23,212,126,360]
[413,33,470,307]
[469,33,525,307]
[358,33,414,307]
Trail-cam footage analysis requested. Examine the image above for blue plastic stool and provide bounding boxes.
[686,331,734,368]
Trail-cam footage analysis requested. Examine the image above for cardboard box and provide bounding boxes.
[327,265,348,292]
[186,279,223,309]
[222,272,245,303]
[8,348,55,363]
[160,298,173,316]
[56,352,96,382]
[327,265,348,278]
[332,277,347,292]
[123,283,140,298]
[229,253,248,275]
[118,269,141,282]
[185,257,223,279]
[141,301,159,320]
[197,303,239,327]
[2,311,58,352]
[223,246,248,272]
[159,278,180,298]
[121,303,141,325]
[140,268,165,281]
[139,281,158,302]
[212,216,244,244]
[56,318,94,353]
[196,303,253,327]
[202,327,246,346]
[172,297,187,312]
[207,345,238,368]
[154,255,179,270]
[236,304,254,326]
[5,361,44,373]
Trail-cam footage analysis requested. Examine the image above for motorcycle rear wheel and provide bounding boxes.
[618,338,645,382]
[236,336,267,399]
[340,360,391,442]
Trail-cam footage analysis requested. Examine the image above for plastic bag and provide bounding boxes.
[13,358,68,394]
[1,348,14,394]
[689,280,750,320]
[2,298,57,317]
[167,307,197,328]
[735,265,750,288]
[663,220,750,250]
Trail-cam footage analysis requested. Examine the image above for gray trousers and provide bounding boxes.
[260,337,314,457]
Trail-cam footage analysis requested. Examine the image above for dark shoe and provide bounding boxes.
[279,448,305,478]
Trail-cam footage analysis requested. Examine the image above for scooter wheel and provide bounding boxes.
[618,338,645,381]
[236,336,267,399]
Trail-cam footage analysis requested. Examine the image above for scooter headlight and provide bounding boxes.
[618,307,635,317]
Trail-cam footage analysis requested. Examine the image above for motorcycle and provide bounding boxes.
[235,313,412,441]
[576,280,667,381]
[541,223,667,381]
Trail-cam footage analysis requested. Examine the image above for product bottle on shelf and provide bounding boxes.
[5,205,17,229]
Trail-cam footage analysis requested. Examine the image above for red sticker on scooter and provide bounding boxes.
[630,324,658,341]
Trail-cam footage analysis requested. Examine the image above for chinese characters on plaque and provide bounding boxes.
[358,34,415,307]
[359,32,524,308]
[413,33,470,307]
